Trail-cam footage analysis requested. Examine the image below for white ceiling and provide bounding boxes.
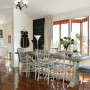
[0,0,90,21]
[24,0,90,19]
[0,8,12,24]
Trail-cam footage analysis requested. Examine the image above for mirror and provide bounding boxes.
[0,8,12,59]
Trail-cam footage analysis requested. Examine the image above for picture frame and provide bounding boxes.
[8,35,11,43]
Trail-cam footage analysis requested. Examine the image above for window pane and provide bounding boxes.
[53,25,60,48]
[89,25,90,55]
[82,21,88,54]
[89,30,90,55]
[71,23,80,52]
[61,23,68,38]
[61,23,68,51]
[89,36,90,55]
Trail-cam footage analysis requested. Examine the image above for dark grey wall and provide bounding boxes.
[33,18,45,50]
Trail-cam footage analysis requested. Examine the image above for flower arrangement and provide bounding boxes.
[60,37,74,51]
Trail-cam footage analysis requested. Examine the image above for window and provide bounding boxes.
[71,20,80,52]
[53,17,89,55]
[89,33,90,55]
[82,21,88,54]
[60,20,69,51]
[53,24,60,48]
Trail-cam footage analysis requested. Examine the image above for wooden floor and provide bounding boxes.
[0,59,90,90]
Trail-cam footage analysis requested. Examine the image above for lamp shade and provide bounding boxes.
[34,35,41,41]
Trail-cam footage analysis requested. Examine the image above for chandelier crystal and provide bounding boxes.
[14,0,29,10]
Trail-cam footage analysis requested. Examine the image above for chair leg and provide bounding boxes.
[19,62,21,74]
[63,75,64,89]
[48,72,49,84]
[47,69,50,84]
[83,74,84,79]
[35,68,36,80]
[69,71,70,78]
[37,71,40,81]
[26,63,28,77]
[80,74,85,84]
[28,64,30,77]
[53,73,54,83]
[35,56,37,80]
[29,65,30,76]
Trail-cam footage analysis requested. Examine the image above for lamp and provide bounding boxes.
[14,0,29,10]
[34,35,41,49]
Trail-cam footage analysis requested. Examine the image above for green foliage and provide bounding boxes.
[74,38,79,44]
[76,33,80,40]
[60,37,74,51]
[61,40,72,46]
[75,33,87,42]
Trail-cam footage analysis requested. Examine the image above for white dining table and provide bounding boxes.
[17,51,90,87]
[50,53,90,87]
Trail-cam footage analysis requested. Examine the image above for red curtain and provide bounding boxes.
[53,17,88,25]
[53,21,60,25]
[53,20,69,25]
[82,18,88,23]
[72,17,88,23]
[72,20,81,23]
[61,20,69,24]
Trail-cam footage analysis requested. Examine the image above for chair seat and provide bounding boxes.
[58,62,73,66]
[55,66,70,72]
[78,66,90,74]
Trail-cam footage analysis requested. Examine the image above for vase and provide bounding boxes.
[64,46,68,52]
[64,46,68,56]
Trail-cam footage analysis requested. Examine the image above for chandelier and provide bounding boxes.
[14,0,29,10]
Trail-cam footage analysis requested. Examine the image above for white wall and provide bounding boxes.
[13,8,33,67]
[53,7,90,21]
[0,23,12,52]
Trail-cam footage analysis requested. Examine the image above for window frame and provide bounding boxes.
[53,17,90,55]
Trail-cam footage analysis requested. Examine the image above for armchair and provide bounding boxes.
[17,48,30,77]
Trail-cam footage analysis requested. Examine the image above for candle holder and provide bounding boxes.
[34,35,41,49]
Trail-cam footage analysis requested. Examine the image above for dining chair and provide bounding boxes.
[54,53,70,89]
[17,48,30,77]
[17,48,24,69]
[78,65,90,81]
[26,52,37,80]
[17,48,24,61]
[36,50,55,84]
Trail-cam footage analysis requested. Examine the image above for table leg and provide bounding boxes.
[35,55,36,80]
[77,61,80,82]
[69,61,79,87]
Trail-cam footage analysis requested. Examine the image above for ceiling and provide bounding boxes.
[0,0,90,21]
[0,8,12,24]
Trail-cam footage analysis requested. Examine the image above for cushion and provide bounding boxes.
[78,66,90,74]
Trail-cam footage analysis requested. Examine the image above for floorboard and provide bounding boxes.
[0,59,90,90]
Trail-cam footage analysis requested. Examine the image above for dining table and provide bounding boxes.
[50,53,90,87]
[16,51,90,87]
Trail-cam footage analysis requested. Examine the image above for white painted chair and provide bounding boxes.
[36,50,55,84]
[26,52,37,80]
[17,48,24,69]
[17,48,30,77]
[54,53,70,89]
[78,66,90,81]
